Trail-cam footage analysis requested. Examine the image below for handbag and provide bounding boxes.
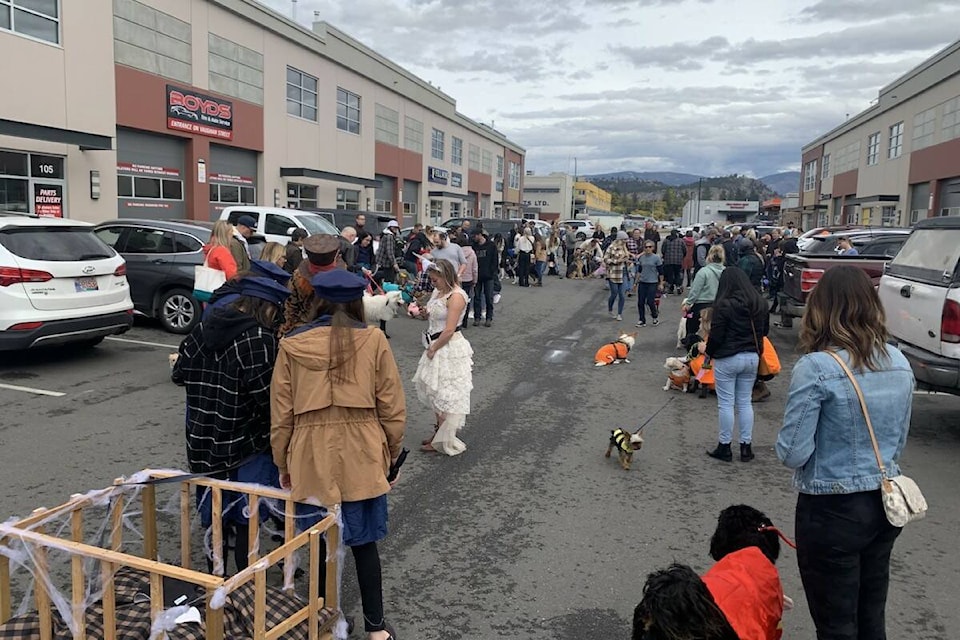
[193,257,226,303]
[750,319,780,377]
[825,351,928,527]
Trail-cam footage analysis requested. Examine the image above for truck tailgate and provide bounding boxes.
[879,274,948,356]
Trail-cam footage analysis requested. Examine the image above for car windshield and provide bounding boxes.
[804,237,843,254]
[298,215,339,235]
[0,227,116,261]
[890,229,960,274]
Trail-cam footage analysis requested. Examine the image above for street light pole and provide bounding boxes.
[696,177,702,226]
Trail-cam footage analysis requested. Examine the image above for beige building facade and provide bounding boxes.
[0,0,524,225]
[800,39,960,230]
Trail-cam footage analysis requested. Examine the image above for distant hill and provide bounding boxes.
[759,172,801,196]
[583,171,704,186]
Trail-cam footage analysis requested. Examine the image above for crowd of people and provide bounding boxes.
[172,212,917,640]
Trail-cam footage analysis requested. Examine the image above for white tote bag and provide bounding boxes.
[193,257,226,303]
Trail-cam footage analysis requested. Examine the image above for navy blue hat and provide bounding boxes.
[311,269,367,303]
[250,260,292,286]
[237,276,290,305]
[236,215,256,229]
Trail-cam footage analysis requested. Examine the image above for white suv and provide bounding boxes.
[0,213,133,351]
[559,219,595,241]
[218,206,340,245]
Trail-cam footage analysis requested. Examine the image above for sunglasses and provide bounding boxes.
[644,245,655,249]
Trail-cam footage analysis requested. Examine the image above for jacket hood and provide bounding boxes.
[202,307,261,351]
[281,323,377,371]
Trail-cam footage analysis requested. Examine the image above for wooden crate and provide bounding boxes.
[0,470,341,640]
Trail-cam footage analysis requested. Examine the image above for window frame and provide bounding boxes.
[286,66,319,122]
[374,103,400,147]
[431,128,445,161]
[888,121,904,159]
[0,0,61,45]
[286,183,318,209]
[451,137,463,166]
[803,160,817,191]
[209,183,255,205]
[336,87,361,135]
[867,132,880,166]
[912,107,936,151]
[336,188,360,210]
[820,154,830,180]
[404,116,423,153]
[943,96,960,142]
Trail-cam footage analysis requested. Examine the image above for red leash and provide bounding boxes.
[364,270,386,295]
[758,526,798,550]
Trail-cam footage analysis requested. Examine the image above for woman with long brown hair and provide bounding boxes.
[776,266,914,640]
[412,259,474,455]
[271,269,405,640]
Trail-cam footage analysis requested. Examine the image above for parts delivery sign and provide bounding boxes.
[166,85,233,140]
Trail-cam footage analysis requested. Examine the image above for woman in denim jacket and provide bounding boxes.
[776,266,914,640]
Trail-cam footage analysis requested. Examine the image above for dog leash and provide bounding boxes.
[363,270,387,295]
[636,397,675,433]
[758,525,798,550]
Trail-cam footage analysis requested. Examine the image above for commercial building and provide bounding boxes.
[521,172,575,221]
[799,38,960,230]
[680,199,760,227]
[0,0,525,224]
[574,180,612,216]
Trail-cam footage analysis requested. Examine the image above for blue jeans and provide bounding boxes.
[713,351,759,444]
[607,280,627,314]
[473,278,494,320]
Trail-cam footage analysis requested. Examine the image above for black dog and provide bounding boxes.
[709,504,781,565]
[632,564,739,640]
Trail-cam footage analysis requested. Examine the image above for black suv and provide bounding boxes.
[93,219,216,333]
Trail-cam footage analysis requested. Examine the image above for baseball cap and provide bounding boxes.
[236,215,256,229]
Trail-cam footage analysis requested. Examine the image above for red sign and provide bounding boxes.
[209,173,254,185]
[166,84,234,141]
[34,184,63,218]
[117,162,180,177]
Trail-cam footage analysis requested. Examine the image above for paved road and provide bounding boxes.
[1,277,958,638]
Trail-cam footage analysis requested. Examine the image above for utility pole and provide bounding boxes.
[572,157,578,219]
[696,177,702,226]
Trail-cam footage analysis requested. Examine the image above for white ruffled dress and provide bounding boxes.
[412,288,474,456]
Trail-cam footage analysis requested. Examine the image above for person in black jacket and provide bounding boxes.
[704,268,768,463]
[471,229,498,326]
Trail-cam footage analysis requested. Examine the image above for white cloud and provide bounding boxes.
[260,0,959,177]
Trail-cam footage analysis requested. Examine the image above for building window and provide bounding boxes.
[468,144,480,171]
[912,108,936,151]
[402,202,416,216]
[118,175,185,201]
[1,0,60,44]
[867,132,880,165]
[888,121,904,159]
[429,199,443,221]
[374,199,392,213]
[404,117,423,153]
[336,87,361,134]
[803,160,817,191]
[881,206,899,227]
[449,201,461,218]
[451,137,463,166]
[497,156,504,178]
[508,162,521,190]
[430,128,445,161]
[286,183,317,209]
[336,188,360,210]
[286,67,318,121]
[942,96,960,142]
[375,104,399,146]
[821,154,830,180]
[481,150,493,175]
[209,183,255,204]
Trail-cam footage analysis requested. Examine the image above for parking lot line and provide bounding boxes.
[0,382,66,397]
[106,336,180,350]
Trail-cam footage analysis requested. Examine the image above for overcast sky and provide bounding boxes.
[262,0,959,178]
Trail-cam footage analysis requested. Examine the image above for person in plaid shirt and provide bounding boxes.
[603,231,632,320]
[661,229,687,294]
[626,228,643,295]
[374,220,401,284]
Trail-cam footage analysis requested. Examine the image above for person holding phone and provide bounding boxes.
[271,269,405,640]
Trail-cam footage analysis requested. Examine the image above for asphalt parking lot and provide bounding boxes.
[1,278,958,639]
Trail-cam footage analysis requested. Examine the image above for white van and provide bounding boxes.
[219,207,339,245]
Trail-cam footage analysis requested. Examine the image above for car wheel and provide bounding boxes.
[159,289,200,334]
[576,232,586,241]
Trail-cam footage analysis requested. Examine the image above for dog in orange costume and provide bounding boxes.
[594,332,637,366]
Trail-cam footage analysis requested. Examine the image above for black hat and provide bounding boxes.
[311,270,368,303]
[250,260,292,286]
[237,276,290,305]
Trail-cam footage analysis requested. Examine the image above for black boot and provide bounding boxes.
[740,443,755,462]
[707,442,733,462]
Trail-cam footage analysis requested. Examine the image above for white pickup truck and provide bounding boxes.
[878,217,960,394]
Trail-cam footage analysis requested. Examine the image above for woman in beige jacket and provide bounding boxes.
[271,269,405,640]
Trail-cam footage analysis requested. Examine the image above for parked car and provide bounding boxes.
[94,219,217,334]
[878,217,960,395]
[219,206,339,245]
[777,229,911,327]
[0,212,133,351]
[558,219,595,240]
[795,224,864,251]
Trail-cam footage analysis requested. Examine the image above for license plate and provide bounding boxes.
[75,277,99,292]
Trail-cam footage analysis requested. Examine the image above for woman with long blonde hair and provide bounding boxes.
[777,266,914,639]
[203,220,239,279]
[258,241,287,268]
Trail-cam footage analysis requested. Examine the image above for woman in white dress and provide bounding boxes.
[412,259,474,456]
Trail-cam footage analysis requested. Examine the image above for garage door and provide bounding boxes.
[209,144,258,221]
[117,129,187,220]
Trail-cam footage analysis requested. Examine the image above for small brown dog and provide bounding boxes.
[605,427,644,470]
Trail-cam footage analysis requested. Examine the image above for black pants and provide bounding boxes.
[460,281,474,327]
[636,282,659,323]
[685,302,712,340]
[518,251,531,286]
[796,491,902,640]
[663,264,682,290]
[473,278,494,321]
[316,539,385,633]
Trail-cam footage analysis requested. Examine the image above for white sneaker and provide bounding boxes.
[494,293,502,304]
[616,314,622,321]
[468,311,474,319]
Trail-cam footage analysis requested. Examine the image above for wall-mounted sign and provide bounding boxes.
[197,159,207,184]
[820,193,832,201]
[428,167,449,185]
[166,84,234,140]
[451,172,462,188]
[31,155,65,180]
[209,173,254,185]
[522,200,549,207]
[34,184,63,218]
[117,162,180,177]
[724,202,748,209]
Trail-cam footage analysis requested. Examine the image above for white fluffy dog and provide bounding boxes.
[363,290,405,325]
[676,315,687,349]
[663,356,692,393]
